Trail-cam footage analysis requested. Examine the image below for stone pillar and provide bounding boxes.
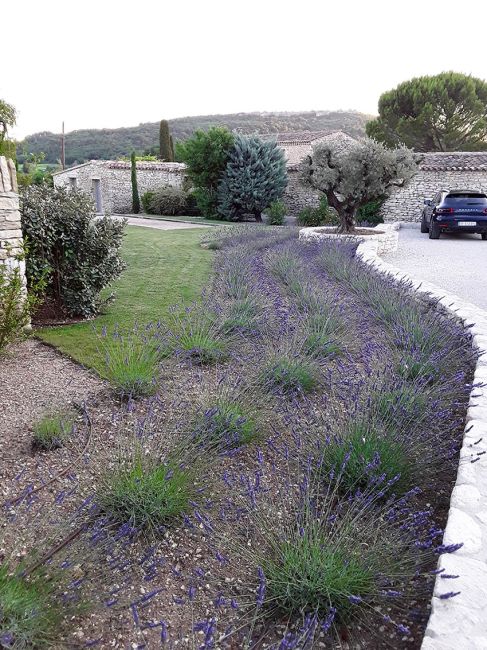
[0,156,25,278]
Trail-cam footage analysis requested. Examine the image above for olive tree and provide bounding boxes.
[300,138,418,233]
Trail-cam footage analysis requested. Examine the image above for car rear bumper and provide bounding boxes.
[436,218,487,234]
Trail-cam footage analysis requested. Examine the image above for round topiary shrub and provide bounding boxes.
[148,186,187,216]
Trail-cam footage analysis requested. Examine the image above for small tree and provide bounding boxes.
[0,98,17,158]
[159,120,174,161]
[217,135,287,221]
[367,72,487,151]
[178,127,234,218]
[21,185,126,317]
[301,138,417,233]
[131,151,140,214]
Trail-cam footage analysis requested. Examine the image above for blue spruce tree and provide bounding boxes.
[217,135,287,221]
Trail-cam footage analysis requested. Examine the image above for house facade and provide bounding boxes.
[53,160,185,214]
[381,152,487,222]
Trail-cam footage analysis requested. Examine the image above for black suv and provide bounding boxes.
[421,190,487,240]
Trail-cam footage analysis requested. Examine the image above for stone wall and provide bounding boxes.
[0,156,24,276]
[54,161,186,214]
[283,168,321,215]
[381,170,487,223]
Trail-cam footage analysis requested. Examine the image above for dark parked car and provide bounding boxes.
[421,190,487,239]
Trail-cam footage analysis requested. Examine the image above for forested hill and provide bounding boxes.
[17,110,372,165]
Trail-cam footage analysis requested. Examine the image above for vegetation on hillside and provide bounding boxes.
[16,110,371,165]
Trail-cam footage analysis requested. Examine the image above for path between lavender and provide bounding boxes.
[0,226,477,649]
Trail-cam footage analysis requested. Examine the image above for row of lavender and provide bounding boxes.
[1,226,476,648]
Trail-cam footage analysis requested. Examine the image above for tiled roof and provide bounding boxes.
[264,130,337,144]
[107,161,185,171]
[420,152,487,172]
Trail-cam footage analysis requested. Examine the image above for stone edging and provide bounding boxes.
[355,230,487,649]
[299,222,400,255]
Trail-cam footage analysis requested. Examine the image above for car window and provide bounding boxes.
[446,193,487,200]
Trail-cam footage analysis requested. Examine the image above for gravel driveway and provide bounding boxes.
[382,223,487,310]
[115,216,209,230]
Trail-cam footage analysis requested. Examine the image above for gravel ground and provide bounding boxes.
[382,224,487,310]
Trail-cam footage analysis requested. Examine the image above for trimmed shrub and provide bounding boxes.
[148,186,187,216]
[20,185,125,318]
[296,195,339,227]
[141,190,155,214]
[32,411,74,451]
[266,200,287,225]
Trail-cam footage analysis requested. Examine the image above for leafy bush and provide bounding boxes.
[99,453,194,531]
[0,564,64,648]
[97,326,164,397]
[20,185,125,318]
[178,127,235,218]
[147,186,187,216]
[296,195,339,227]
[32,411,74,451]
[266,200,287,225]
[357,198,385,225]
[0,251,43,352]
[141,190,155,214]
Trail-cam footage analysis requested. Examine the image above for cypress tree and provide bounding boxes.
[131,151,140,214]
[159,120,174,161]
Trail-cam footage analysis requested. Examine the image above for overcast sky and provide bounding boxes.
[4,0,487,139]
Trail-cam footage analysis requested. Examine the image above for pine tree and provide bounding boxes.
[159,120,174,161]
[217,135,288,221]
[131,151,140,214]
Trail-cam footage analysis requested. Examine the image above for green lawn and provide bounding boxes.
[138,215,233,226]
[36,226,213,370]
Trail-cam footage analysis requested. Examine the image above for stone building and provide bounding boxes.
[267,130,358,214]
[381,152,487,222]
[53,160,186,214]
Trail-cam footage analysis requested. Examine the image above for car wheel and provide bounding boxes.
[429,221,440,239]
[482,233,487,240]
[420,218,429,233]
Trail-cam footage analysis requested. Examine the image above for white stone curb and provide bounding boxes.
[355,228,487,649]
[299,222,400,255]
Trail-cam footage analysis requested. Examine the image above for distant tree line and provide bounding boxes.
[15,111,371,165]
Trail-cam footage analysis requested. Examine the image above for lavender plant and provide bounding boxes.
[32,411,75,451]
[97,323,166,397]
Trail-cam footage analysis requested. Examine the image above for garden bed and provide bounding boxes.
[299,222,399,255]
[0,226,476,648]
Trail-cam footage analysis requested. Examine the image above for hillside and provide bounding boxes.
[17,110,372,165]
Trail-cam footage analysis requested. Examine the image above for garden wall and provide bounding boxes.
[0,156,25,276]
[381,169,487,223]
[54,161,186,214]
[283,167,321,215]
[357,229,487,649]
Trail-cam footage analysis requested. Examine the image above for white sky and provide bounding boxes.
[4,0,487,139]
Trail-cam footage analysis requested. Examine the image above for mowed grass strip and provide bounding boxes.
[36,226,213,371]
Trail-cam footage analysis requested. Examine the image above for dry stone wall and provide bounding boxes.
[54,161,186,214]
[0,156,24,274]
[381,170,487,223]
